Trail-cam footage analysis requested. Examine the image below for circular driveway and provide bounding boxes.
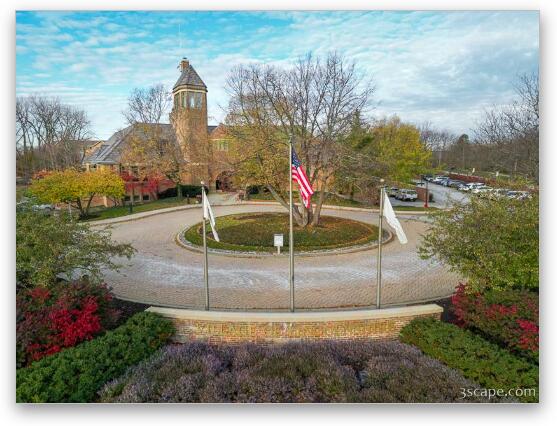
[96,204,459,310]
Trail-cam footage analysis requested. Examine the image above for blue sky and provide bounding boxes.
[16,10,539,140]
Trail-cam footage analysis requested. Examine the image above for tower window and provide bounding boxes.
[188,92,203,109]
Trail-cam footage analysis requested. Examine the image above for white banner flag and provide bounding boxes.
[203,190,220,242]
[382,194,408,244]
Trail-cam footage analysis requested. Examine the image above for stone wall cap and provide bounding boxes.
[147,304,443,323]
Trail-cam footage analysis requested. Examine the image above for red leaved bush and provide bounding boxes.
[451,283,538,363]
[17,280,120,368]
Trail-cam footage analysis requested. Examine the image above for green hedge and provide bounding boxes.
[400,318,538,403]
[180,184,207,197]
[16,312,174,403]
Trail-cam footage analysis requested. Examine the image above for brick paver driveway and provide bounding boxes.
[95,203,459,311]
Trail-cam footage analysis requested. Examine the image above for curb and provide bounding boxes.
[175,225,394,258]
[89,201,432,226]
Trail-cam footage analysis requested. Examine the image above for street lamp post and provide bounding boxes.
[424,179,429,209]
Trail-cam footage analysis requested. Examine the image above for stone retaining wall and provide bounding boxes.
[147,304,443,344]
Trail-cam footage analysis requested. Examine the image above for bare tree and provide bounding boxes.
[474,72,539,180]
[121,84,187,197]
[16,96,93,178]
[226,52,374,226]
[16,97,33,180]
[418,122,456,168]
[123,84,171,125]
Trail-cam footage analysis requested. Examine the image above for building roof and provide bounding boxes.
[173,59,207,90]
[83,127,131,165]
[83,123,218,165]
[83,123,175,165]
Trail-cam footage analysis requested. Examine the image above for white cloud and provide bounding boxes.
[16,11,538,139]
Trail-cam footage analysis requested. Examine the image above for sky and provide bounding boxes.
[16,10,539,140]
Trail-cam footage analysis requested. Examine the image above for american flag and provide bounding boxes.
[291,147,314,208]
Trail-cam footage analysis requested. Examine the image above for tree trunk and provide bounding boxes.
[311,188,328,226]
[76,198,85,218]
[177,182,183,199]
[84,193,95,217]
[266,184,305,226]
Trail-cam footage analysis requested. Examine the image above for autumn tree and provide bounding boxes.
[226,52,374,227]
[121,84,189,197]
[29,169,125,218]
[335,115,432,203]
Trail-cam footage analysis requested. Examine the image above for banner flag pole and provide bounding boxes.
[202,183,210,311]
[376,184,384,309]
[289,136,295,312]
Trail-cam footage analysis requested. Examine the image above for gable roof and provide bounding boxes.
[173,61,207,90]
[83,123,218,165]
[83,127,132,165]
[83,123,176,165]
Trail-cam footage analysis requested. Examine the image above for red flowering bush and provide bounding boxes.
[16,280,120,368]
[451,283,538,363]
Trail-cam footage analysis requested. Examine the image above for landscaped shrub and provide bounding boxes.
[16,312,174,403]
[16,280,121,368]
[180,184,207,197]
[158,185,207,199]
[400,318,538,402]
[99,340,494,403]
[419,195,538,292]
[451,283,539,363]
[16,208,134,289]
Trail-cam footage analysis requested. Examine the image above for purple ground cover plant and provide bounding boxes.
[99,340,497,403]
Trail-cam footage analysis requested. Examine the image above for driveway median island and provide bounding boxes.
[181,212,386,255]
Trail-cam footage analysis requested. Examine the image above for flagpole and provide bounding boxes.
[201,183,209,311]
[289,137,295,312]
[376,183,384,309]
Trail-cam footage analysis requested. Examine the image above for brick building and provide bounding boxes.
[83,58,234,206]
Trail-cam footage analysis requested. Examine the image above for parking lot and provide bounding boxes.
[390,181,469,209]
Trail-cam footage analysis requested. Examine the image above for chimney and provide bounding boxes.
[180,57,189,71]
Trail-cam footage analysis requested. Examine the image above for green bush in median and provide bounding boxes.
[400,318,538,403]
[16,312,174,403]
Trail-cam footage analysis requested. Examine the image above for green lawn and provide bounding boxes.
[82,196,198,221]
[184,212,379,252]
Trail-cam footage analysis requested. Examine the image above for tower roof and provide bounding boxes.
[173,58,207,91]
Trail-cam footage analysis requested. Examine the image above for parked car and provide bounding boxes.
[31,203,57,215]
[472,186,493,195]
[486,188,510,199]
[459,182,486,192]
[448,180,464,188]
[507,191,531,200]
[387,187,399,197]
[431,175,448,184]
[422,174,434,182]
[396,189,418,201]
